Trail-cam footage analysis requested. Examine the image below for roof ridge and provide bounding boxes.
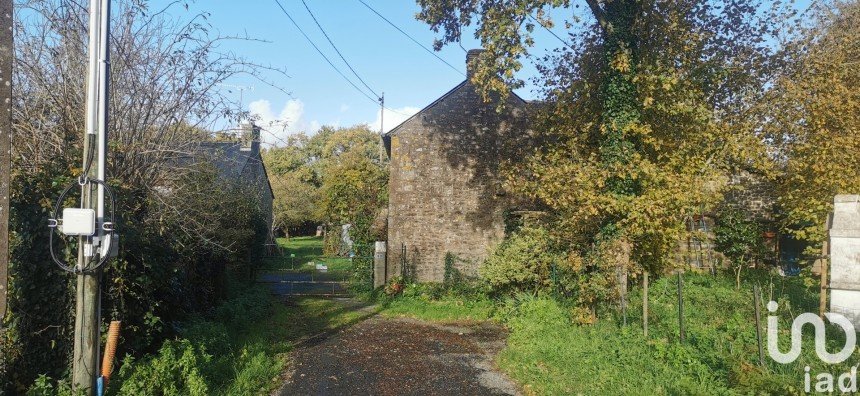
[384,80,529,137]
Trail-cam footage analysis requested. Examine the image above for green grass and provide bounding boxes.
[377,282,496,323]
[381,298,495,322]
[380,272,860,395]
[262,236,354,278]
[110,287,376,396]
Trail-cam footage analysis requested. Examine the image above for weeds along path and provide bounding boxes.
[276,315,519,396]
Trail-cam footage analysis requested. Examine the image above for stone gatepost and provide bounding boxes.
[829,195,860,326]
[373,241,387,289]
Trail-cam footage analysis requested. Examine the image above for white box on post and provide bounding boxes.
[61,208,96,236]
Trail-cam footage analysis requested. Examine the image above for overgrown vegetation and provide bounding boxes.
[1,0,277,392]
[382,271,859,395]
[27,288,374,396]
[416,0,859,307]
[714,206,768,289]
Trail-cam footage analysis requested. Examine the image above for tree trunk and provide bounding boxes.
[736,265,742,290]
[598,0,642,197]
[596,1,642,275]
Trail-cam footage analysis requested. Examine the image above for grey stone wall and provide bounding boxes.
[386,81,530,282]
[726,171,775,223]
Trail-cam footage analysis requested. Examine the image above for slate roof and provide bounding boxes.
[381,79,529,156]
[196,141,274,199]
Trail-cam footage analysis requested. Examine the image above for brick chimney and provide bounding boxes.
[466,49,484,78]
[240,121,261,153]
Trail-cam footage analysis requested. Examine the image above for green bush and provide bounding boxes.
[480,226,565,294]
[116,340,212,396]
[213,287,272,330]
[108,286,283,396]
[25,375,73,396]
[714,205,768,288]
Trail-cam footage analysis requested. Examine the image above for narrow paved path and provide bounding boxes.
[277,316,519,396]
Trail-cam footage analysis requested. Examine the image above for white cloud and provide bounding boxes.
[369,106,421,134]
[248,99,321,146]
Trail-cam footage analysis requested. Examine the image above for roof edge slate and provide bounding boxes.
[383,80,529,137]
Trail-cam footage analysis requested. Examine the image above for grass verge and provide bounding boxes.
[380,272,860,395]
[105,288,374,396]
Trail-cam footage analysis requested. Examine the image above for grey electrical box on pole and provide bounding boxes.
[72,0,110,393]
[0,0,11,324]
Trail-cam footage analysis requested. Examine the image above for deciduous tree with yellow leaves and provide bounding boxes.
[764,1,860,247]
[417,0,788,299]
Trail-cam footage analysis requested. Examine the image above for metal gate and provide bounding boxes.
[257,240,374,297]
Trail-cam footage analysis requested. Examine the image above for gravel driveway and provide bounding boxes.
[277,316,519,396]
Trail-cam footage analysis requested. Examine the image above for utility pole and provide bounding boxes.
[72,0,110,393]
[0,0,12,325]
[378,92,385,161]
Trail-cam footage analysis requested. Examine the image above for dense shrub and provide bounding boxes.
[0,166,269,393]
[714,206,768,288]
[1,165,77,393]
[109,286,277,396]
[116,339,212,396]
[480,226,566,294]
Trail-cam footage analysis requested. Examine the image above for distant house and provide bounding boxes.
[382,49,533,283]
[198,122,276,253]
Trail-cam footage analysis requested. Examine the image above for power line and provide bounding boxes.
[273,0,410,117]
[356,0,465,77]
[528,15,574,50]
[273,0,379,105]
[300,0,380,99]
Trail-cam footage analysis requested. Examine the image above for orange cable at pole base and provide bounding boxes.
[100,321,121,386]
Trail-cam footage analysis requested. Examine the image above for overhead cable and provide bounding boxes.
[356,0,465,77]
[300,0,380,99]
[273,0,380,105]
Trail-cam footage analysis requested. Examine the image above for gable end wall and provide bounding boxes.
[386,82,529,282]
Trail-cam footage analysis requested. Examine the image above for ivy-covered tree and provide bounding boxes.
[417,0,786,288]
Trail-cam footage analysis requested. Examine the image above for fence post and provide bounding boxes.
[374,241,387,289]
[819,213,832,319]
[620,267,628,327]
[753,284,766,367]
[677,271,686,343]
[643,272,649,338]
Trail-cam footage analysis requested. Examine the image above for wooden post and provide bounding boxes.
[73,0,110,393]
[643,272,649,338]
[619,266,628,327]
[0,0,11,324]
[819,213,833,319]
[753,284,765,367]
[677,271,685,343]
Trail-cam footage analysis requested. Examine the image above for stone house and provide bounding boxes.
[198,122,276,253]
[382,50,532,283]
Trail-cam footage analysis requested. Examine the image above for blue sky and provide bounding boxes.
[152,0,580,145]
[155,0,811,146]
